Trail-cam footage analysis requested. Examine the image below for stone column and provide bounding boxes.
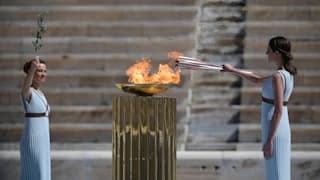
[112,96,176,180]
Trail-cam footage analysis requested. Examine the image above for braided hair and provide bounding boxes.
[268,36,297,75]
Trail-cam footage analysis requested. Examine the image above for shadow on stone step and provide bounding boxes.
[228,111,240,124]
[230,93,241,105]
[227,128,239,143]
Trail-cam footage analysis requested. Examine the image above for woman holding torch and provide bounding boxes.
[20,56,51,180]
[222,36,297,180]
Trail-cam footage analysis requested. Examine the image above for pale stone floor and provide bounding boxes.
[1,150,320,180]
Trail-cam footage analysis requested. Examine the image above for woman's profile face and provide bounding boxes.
[266,46,280,63]
[33,63,47,84]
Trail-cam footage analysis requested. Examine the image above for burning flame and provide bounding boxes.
[168,51,183,60]
[126,58,180,84]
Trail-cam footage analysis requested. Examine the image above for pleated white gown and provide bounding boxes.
[20,88,51,180]
[261,70,293,180]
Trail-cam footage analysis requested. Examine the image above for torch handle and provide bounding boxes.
[178,62,222,71]
[176,56,222,71]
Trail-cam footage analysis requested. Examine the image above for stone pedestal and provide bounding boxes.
[112,96,176,180]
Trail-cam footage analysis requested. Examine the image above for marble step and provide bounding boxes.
[1,150,320,180]
[0,21,195,38]
[1,105,112,124]
[0,0,197,6]
[192,88,240,106]
[241,87,320,105]
[0,68,303,91]
[192,86,240,95]
[198,22,244,39]
[239,124,320,143]
[0,70,131,88]
[191,87,239,106]
[192,73,239,87]
[0,87,189,106]
[200,6,244,22]
[245,21,320,38]
[197,34,243,55]
[0,5,196,22]
[247,0,320,6]
[0,123,112,142]
[0,70,191,88]
[3,142,320,151]
[192,94,238,106]
[0,105,187,124]
[244,37,320,53]
[188,124,238,143]
[190,104,320,125]
[0,53,192,71]
[0,142,113,150]
[246,6,320,21]
[190,105,240,125]
[0,37,194,54]
[239,105,320,124]
[0,123,185,143]
[240,70,320,87]
[185,142,320,151]
[243,53,320,70]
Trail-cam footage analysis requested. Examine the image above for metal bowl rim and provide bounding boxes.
[116,83,172,87]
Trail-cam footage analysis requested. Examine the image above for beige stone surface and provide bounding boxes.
[241,87,320,105]
[239,124,320,143]
[1,151,320,180]
[243,53,320,70]
[246,6,320,21]
[240,105,320,124]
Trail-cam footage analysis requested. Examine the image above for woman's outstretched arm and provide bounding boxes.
[222,64,270,84]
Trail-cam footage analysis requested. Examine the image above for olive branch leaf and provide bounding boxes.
[32,12,48,52]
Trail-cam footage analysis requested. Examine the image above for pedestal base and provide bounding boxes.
[112,96,176,180]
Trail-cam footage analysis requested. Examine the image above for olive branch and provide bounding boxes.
[32,12,48,52]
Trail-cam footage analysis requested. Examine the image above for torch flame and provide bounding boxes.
[168,51,183,60]
[126,58,180,84]
[126,59,152,84]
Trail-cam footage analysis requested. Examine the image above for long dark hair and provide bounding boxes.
[23,58,46,74]
[268,36,297,75]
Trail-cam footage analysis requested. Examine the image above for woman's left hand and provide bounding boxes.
[263,141,273,160]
